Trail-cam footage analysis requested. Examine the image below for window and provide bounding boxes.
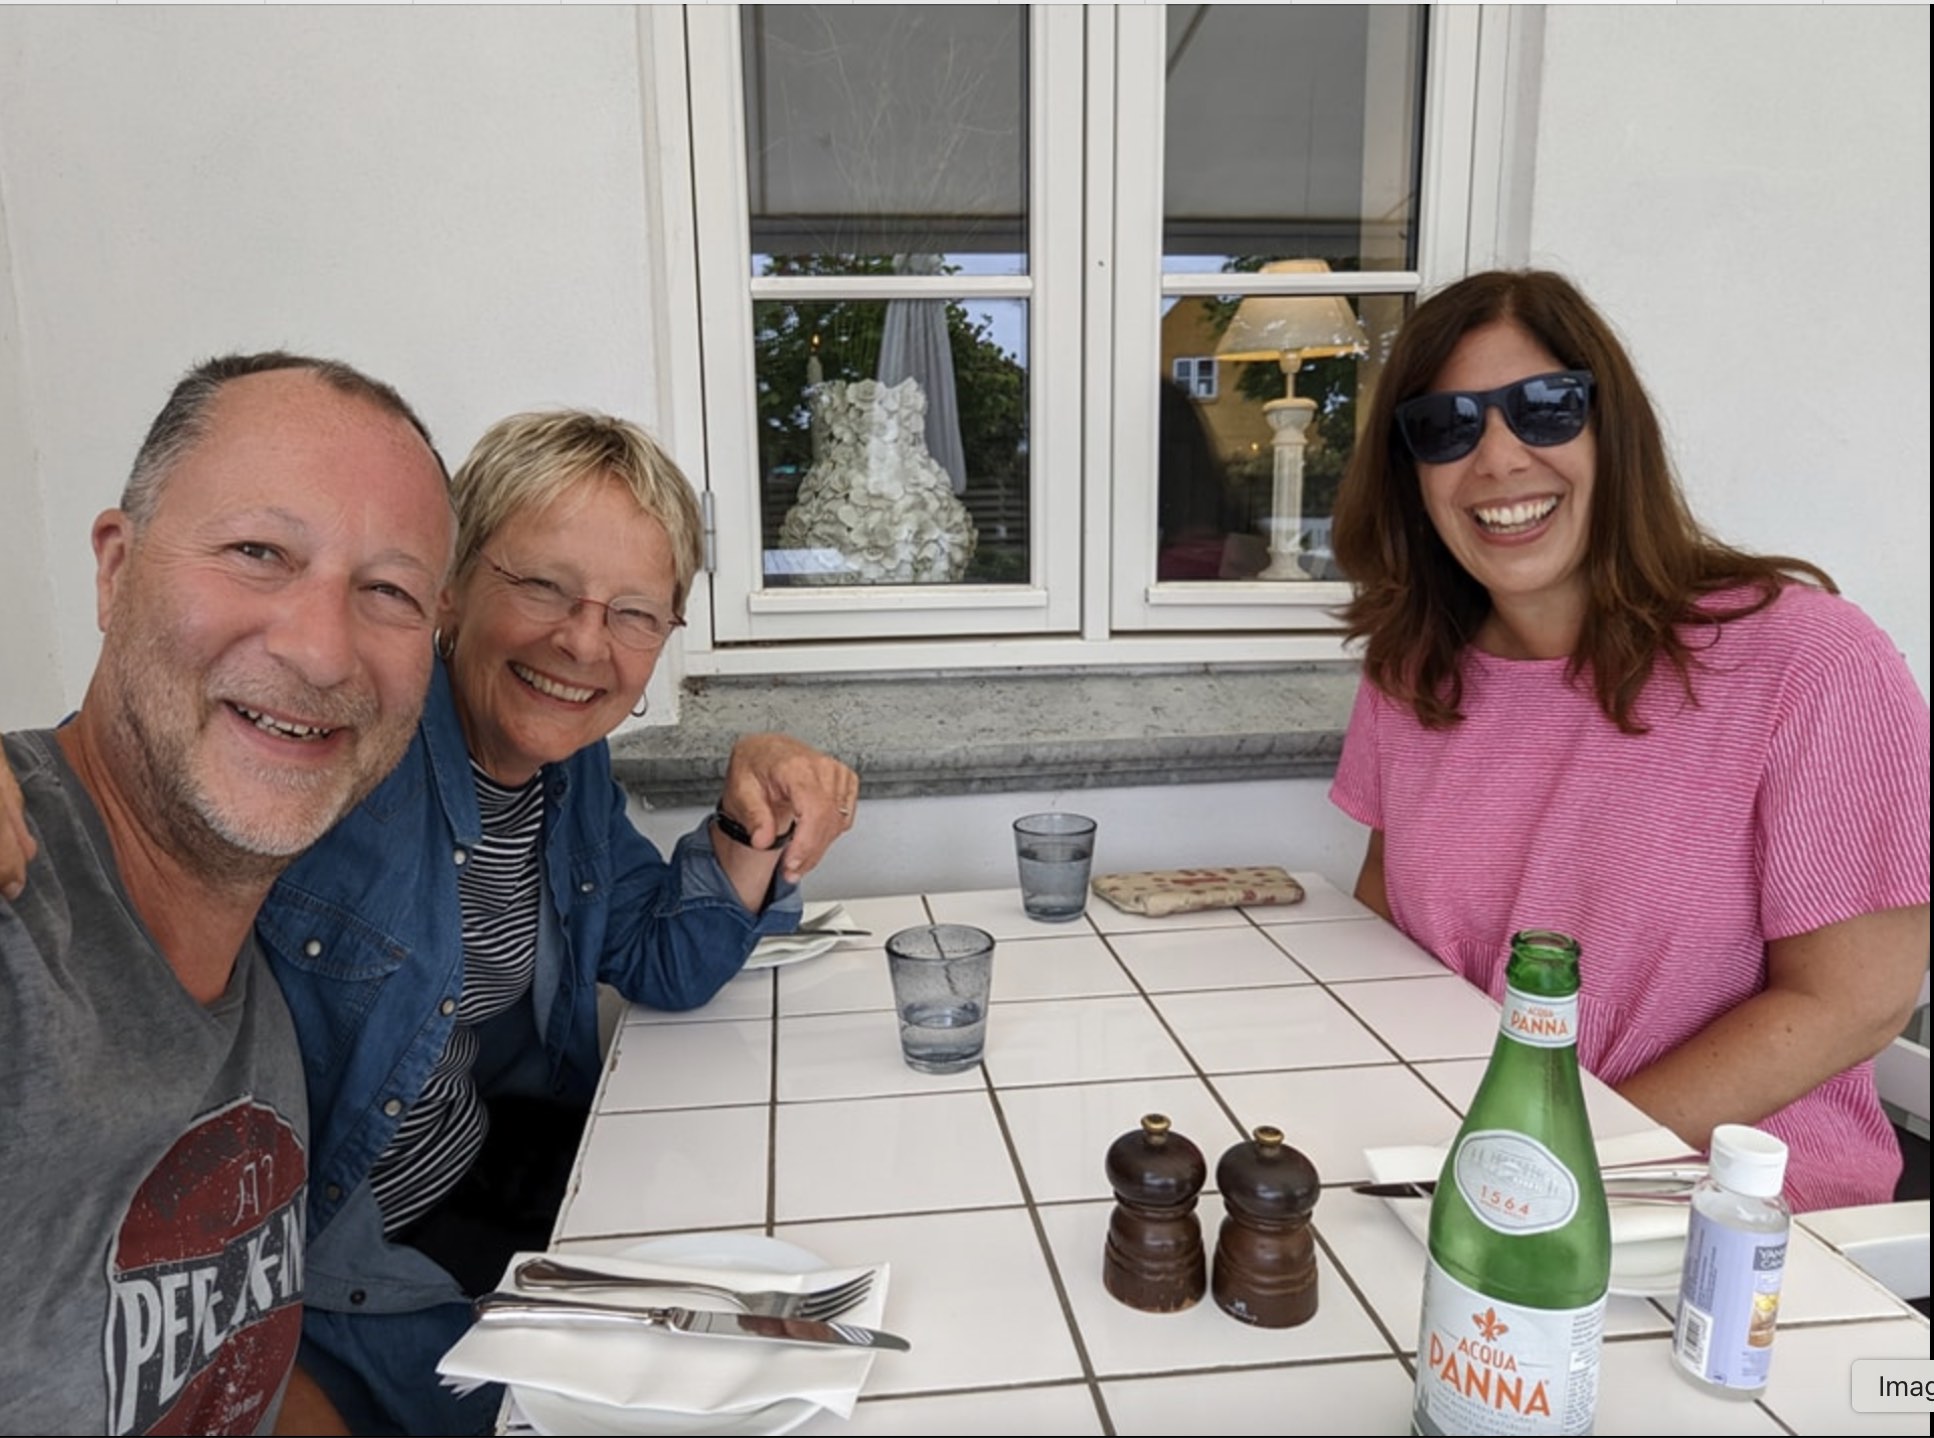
[664,4,1504,671]
[1172,357,1218,401]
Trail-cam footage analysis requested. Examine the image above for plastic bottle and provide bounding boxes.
[1670,1123,1790,1398]
[1412,929,1611,1436]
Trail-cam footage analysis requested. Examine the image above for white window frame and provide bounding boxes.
[644,3,1518,678]
[684,3,1083,646]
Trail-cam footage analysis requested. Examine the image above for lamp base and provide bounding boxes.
[1251,520,1308,579]
[1257,553,1312,581]
[1258,398,1317,582]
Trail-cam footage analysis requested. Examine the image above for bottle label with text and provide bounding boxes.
[1414,1262,1605,1436]
[1672,1214,1785,1391]
[1500,985,1578,1049]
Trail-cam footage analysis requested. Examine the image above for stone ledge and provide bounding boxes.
[610,662,1359,805]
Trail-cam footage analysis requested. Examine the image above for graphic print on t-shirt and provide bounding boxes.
[102,1096,305,1435]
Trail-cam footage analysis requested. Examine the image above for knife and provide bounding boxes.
[1351,1175,1696,1203]
[471,1291,911,1351]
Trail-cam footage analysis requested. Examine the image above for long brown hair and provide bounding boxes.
[1331,269,1833,733]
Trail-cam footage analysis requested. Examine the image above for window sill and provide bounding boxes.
[610,662,1359,806]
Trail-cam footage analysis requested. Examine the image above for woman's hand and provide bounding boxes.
[0,744,34,902]
[715,732,858,894]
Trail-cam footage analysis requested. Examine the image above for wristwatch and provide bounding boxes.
[713,805,796,852]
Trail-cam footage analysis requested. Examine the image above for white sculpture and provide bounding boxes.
[778,377,978,584]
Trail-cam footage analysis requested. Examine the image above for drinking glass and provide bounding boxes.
[1013,812,1098,922]
[885,924,996,1073]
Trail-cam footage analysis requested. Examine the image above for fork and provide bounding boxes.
[513,1257,874,1322]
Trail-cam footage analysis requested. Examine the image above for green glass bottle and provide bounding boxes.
[1412,930,1611,1436]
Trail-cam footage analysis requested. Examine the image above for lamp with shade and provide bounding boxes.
[1214,259,1368,579]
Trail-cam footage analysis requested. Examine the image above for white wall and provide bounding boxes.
[0,170,62,725]
[0,6,1925,895]
[0,7,670,728]
[1526,5,1930,694]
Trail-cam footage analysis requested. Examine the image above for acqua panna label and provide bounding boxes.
[1500,985,1577,1049]
[1413,1263,1604,1435]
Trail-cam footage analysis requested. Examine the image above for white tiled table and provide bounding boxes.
[531,877,1929,1435]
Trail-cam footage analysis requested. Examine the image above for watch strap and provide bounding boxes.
[713,805,796,851]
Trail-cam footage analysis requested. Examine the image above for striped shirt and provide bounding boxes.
[1331,584,1930,1211]
[370,764,546,1236]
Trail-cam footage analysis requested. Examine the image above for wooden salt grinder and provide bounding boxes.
[1211,1125,1320,1327]
[1102,1113,1208,1313]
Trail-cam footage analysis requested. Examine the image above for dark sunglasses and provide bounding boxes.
[1394,370,1595,464]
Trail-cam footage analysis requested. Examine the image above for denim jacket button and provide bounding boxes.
[304,939,322,958]
[325,1183,343,1202]
[440,998,456,1016]
[452,848,468,866]
[383,1098,403,1117]
[580,880,596,894]
[349,1289,367,1306]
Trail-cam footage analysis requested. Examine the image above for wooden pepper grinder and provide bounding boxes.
[1102,1113,1208,1313]
[1212,1125,1320,1327]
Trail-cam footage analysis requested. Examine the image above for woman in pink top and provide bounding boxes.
[1328,270,1929,1211]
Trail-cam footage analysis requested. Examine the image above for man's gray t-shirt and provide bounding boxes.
[0,730,309,1436]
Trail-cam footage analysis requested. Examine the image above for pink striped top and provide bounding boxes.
[1331,584,1930,1210]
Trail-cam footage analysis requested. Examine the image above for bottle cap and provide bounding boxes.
[1708,1123,1788,1198]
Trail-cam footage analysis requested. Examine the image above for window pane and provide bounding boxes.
[742,4,1028,274]
[1157,289,1408,583]
[1161,5,1424,272]
[754,296,1030,587]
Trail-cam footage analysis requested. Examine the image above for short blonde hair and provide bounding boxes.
[451,410,704,612]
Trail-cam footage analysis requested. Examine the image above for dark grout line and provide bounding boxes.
[1309,1221,1413,1369]
[763,968,780,1236]
[977,1062,1118,1436]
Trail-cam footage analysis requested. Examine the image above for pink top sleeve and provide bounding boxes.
[1755,610,1932,940]
[1329,675,1385,832]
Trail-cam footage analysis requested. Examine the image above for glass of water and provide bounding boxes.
[885,924,996,1074]
[1012,812,1098,922]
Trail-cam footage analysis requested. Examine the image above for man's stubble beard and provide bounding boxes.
[96,614,416,896]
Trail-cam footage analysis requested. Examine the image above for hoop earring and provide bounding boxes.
[434,628,454,661]
[631,695,650,719]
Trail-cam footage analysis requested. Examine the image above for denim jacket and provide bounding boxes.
[257,658,800,1312]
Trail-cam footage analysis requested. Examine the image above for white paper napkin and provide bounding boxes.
[745,903,856,970]
[437,1249,891,1421]
[1363,1127,1698,1251]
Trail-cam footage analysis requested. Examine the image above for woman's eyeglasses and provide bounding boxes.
[1394,370,1594,465]
[482,556,684,652]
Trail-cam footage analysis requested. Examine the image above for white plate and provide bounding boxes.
[1607,1236,1688,1298]
[510,1235,824,1438]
